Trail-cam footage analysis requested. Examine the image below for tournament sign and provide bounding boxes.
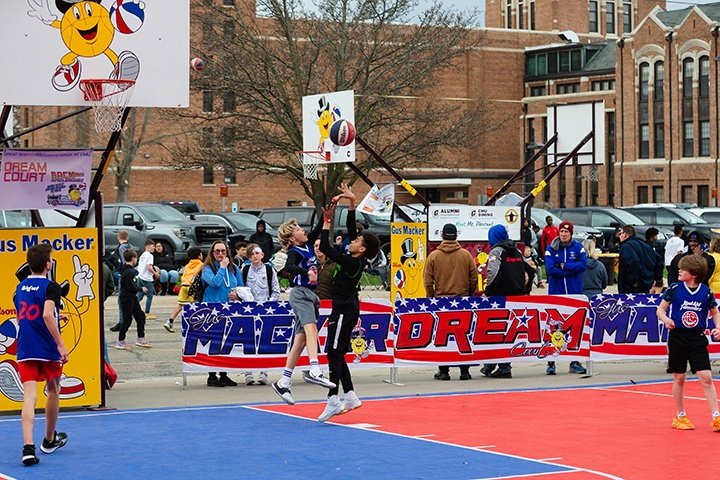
[390,222,427,301]
[0,228,102,412]
[427,205,521,241]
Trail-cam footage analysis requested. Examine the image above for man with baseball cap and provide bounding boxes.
[667,230,715,286]
[544,220,588,375]
[423,223,478,380]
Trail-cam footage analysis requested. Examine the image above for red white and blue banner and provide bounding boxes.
[589,293,720,361]
[181,299,394,372]
[0,149,92,209]
[393,295,592,365]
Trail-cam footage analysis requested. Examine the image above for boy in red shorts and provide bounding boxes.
[14,244,69,466]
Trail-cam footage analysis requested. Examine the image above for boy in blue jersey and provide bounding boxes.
[271,216,335,405]
[14,244,69,466]
[657,255,720,432]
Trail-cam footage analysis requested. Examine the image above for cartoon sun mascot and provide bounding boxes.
[27,0,144,91]
[314,95,344,153]
[546,320,572,357]
[399,238,422,297]
[350,323,375,364]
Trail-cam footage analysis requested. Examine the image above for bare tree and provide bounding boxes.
[167,0,501,208]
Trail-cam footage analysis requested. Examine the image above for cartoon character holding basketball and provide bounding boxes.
[27,0,144,91]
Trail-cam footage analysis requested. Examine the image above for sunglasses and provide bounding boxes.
[213,248,227,253]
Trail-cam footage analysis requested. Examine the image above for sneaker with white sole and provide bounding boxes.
[342,391,362,412]
[163,320,174,333]
[135,338,152,348]
[271,381,295,405]
[245,372,255,385]
[318,395,346,422]
[22,444,39,466]
[303,370,336,389]
[257,372,269,385]
[40,432,68,454]
[114,341,132,350]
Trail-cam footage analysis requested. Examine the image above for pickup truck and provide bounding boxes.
[103,203,227,264]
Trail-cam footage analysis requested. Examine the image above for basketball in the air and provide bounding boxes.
[329,119,356,147]
[109,0,146,34]
[190,58,205,71]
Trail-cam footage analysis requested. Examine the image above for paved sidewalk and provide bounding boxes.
[103,283,677,410]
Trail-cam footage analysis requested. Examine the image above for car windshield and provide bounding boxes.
[610,209,646,225]
[670,208,707,224]
[0,210,31,228]
[137,205,188,222]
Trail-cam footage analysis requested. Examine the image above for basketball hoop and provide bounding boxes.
[297,150,330,180]
[79,79,136,133]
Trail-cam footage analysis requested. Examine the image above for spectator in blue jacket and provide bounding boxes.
[618,225,664,293]
[544,220,587,375]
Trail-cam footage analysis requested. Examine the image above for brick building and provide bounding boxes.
[23,0,719,211]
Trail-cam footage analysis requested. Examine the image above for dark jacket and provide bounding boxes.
[485,240,534,296]
[668,250,715,287]
[582,258,608,297]
[118,263,140,298]
[249,220,274,260]
[618,235,663,293]
[153,252,176,272]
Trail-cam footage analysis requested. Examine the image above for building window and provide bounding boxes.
[203,166,214,184]
[652,186,664,203]
[528,117,535,143]
[591,80,615,91]
[557,83,580,94]
[637,186,648,204]
[622,1,632,34]
[654,61,664,158]
[223,91,235,113]
[654,124,664,158]
[222,127,235,148]
[505,0,512,28]
[698,185,709,206]
[223,20,234,38]
[638,62,649,158]
[530,86,546,96]
[202,91,214,113]
[606,1,616,34]
[683,122,694,157]
[681,185,693,204]
[682,58,694,156]
[223,166,236,184]
[529,0,535,30]
[518,0,524,29]
[589,1,598,32]
[699,56,710,156]
[222,0,235,5]
[201,127,213,148]
[701,121,711,157]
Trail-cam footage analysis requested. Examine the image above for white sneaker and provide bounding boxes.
[257,372,269,385]
[342,391,362,412]
[318,395,346,422]
[245,372,255,385]
[303,370,336,389]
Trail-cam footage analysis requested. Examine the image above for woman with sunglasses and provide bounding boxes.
[202,240,244,387]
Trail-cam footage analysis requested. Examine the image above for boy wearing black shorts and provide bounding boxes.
[657,255,720,431]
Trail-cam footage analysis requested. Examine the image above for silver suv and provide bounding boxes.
[103,203,227,264]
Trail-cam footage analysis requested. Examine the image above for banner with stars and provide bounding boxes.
[589,293,720,361]
[181,299,394,372]
[393,295,591,365]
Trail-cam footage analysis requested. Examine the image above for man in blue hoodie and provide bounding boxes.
[544,221,587,375]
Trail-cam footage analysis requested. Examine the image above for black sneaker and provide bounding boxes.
[218,375,238,387]
[271,381,296,405]
[489,370,512,379]
[40,432,68,454]
[22,444,39,466]
[433,371,451,381]
[459,372,472,380]
[207,375,225,387]
[109,324,120,332]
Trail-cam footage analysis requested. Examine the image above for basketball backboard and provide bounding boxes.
[546,101,605,165]
[0,0,189,108]
[301,89,356,163]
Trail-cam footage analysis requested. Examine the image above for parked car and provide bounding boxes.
[0,210,31,228]
[161,200,203,215]
[553,206,669,255]
[103,203,228,264]
[688,207,720,224]
[530,208,604,249]
[192,212,281,253]
[623,205,720,241]
[259,205,391,254]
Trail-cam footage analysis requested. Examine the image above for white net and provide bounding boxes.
[299,151,330,180]
[79,79,136,133]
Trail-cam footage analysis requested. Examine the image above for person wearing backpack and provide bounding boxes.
[238,244,280,385]
[164,247,204,333]
[109,230,134,333]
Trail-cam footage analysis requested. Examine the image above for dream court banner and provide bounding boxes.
[181,299,394,372]
[393,295,591,365]
[0,228,102,412]
[0,149,92,210]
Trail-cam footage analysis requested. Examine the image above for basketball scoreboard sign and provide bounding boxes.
[427,205,522,241]
[181,299,394,372]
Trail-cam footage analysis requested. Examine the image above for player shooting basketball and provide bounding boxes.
[27,0,143,91]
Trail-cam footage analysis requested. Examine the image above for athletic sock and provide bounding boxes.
[309,358,321,376]
[713,411,720,419]
[677,411,686,418]
[279,368,293,387]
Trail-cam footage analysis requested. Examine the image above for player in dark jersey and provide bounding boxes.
[316,183,380,422]
[657,255,720,432]
[14,244,69,466]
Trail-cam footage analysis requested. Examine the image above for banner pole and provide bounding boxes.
[382,366,405,386]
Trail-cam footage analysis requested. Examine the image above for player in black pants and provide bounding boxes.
[317,183,380,422]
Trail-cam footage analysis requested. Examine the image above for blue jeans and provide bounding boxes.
[159,269,179,284]
[136,279,155,314]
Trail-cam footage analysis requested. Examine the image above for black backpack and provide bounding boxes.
[242,264,273,296]
[187,274,206,301]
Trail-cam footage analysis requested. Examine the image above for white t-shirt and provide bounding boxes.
[137,251,155,282]
[664,236,686,266]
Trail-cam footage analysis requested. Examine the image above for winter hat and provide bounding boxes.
[688,231,703,242]
[558,220,574,235]
[441,223,457,241]
[488,224,509,247]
